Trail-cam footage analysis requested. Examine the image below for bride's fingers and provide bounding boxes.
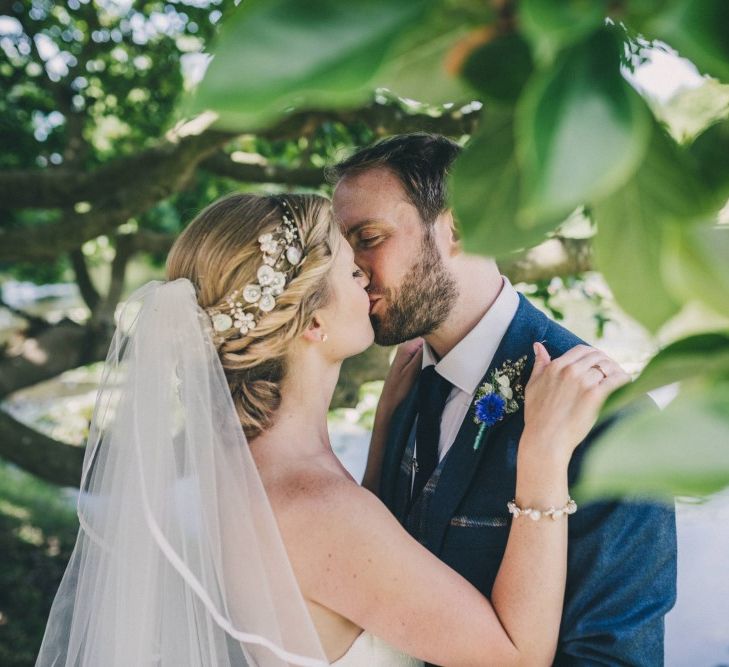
[569,351,621,382]
[598,366,631,392]
[391,339,423,370]
[549,344,597,370]
[401,337,424,357]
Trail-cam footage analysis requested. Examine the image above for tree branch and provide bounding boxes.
[0,410,84,487]
[0,297,48,331]
[0,102,480,210]
[0,319,108,400]
[89,234,134,328]
[70,248,101,312]
[257,100,483,142]
[500,236,594,284]
[201,152,325,187]
[0,129,234,261]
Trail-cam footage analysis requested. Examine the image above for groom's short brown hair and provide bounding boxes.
[327,133,461,225]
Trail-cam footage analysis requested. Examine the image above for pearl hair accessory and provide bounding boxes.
[207,198,304,336]
[507,497,577,521]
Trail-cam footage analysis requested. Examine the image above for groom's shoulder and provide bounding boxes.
[521,297,587,358]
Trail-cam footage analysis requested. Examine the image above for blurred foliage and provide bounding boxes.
[192,0,729,499]
[0,463,77,667]
[0,0,221,167]
[0,0,376,283]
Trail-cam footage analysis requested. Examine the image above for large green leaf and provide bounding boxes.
[519,0,608,65]
[665,222,729,319]
[450,108,561,259]
[592,126,712,332]
[575,381,729,501]
[190,0,431,131]
[647,0,729,83]
[460,33,534,104]
[689,117,729,204]
[603,332,729,416]
[593,212,680,333]
[515,27,652,225]
[376,25,477,105]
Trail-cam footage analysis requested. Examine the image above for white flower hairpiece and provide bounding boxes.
[206,199,304,336]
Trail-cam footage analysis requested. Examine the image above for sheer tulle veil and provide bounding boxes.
[36,279,328,666]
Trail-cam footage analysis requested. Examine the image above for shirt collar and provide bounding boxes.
[422,275,520,395]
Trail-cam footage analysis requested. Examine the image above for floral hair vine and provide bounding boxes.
[206,198,305,336]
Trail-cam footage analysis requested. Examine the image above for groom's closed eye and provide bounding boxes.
[359,234,383,248]
[356,226,389,249]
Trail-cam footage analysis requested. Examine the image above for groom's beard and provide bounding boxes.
[370,231,458,346]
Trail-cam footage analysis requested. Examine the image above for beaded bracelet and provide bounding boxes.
[507,497,577,521]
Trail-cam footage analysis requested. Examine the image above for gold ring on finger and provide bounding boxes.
[591,363,608,380]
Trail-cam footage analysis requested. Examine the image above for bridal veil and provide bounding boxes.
[36,279,328,667]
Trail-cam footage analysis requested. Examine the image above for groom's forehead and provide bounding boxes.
[333,169,415,228]
[334,168,408,204]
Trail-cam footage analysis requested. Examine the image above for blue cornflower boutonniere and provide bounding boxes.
[473,355,527,450]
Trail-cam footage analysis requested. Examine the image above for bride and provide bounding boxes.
[36,193,628,666]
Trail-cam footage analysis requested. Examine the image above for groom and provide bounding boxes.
[330,134,677,666]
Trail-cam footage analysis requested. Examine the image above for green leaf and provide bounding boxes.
[190,0,431,131]
[519,0,608,65]
[647,0,729,83]
[603,332,729,416]
[450,108,561,259]
[592,126,713,332]
[376,25,478,105]
[594,208,681,333]
[515,27,652,225]
[688,116,729,204]
[575,381,729,501]
[664,222,729,319]
[460,33,534,104]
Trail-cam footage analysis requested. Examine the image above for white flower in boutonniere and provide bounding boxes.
[472,355,527,451]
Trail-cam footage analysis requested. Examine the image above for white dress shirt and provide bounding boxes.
[419,275,520,462]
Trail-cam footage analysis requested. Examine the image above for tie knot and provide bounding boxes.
[418,365,452,407]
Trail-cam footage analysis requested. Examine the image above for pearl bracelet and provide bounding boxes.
[507,497,577,521]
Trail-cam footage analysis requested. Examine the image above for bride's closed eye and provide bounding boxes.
[352,268,364,279]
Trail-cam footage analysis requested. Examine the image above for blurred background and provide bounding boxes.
[1,1,728,665]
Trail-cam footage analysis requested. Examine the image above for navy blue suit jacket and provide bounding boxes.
[379,294,677,666]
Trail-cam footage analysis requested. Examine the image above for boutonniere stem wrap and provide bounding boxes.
[472,355,527,451]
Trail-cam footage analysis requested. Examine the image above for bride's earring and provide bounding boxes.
[321,334,328,343]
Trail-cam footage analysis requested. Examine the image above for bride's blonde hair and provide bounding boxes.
[166,193,340,438]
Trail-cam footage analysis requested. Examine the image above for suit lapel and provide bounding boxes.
[379,381,419,514]
[425,294,549,555]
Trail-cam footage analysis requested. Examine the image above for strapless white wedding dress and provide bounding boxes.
[331,631,424,666]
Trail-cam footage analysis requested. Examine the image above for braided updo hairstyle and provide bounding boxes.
[166,193,340,439]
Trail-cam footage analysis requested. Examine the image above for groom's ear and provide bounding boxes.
[439,209,461,255]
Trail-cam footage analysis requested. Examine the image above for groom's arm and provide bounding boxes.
[554,499,676,666]
[554,400,677,666]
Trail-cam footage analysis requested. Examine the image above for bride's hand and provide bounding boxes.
[379,338,424,412]
[523,342,630,464]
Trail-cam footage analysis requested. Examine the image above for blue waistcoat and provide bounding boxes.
[380,294,677,666]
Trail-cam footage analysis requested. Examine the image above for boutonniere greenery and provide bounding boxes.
[472,355,527,451]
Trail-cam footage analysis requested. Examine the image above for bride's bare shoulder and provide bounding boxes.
[266,461,375,521]
[260,458,392,560]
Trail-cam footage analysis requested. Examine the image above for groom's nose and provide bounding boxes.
[356,266,370,289]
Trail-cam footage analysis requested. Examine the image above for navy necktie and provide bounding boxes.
[412,365,452,500]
